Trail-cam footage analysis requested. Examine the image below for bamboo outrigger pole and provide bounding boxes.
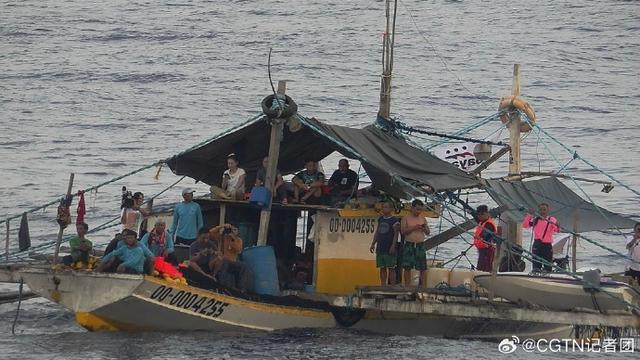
[52,173,74,265]
[256,81,287,247]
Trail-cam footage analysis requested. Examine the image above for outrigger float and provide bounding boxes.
[2,0,639,341]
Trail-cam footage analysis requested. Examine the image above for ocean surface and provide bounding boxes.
[1,0,639,358]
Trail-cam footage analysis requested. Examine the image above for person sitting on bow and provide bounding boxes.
[140,219,176,264]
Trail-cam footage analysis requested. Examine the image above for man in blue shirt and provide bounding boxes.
[169,188,204,245]
[97,229,154,274]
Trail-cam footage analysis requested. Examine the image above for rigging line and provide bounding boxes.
[485,184,638,265]
[397,0,491,103]
[267,47,283,112]
[425,112,503,149]
[0,175,187,261]
[297,111,627,274]
[11,278,23,335]
[2,113,264,225]
[534,122,640,199]
[396,177,640,312]
[389,0,398,74]
[395,122,509,146]
[524,119,628,239]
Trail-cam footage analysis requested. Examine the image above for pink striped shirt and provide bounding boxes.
[522,213,559,244]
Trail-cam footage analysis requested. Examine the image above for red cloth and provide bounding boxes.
[154,256,183,278]
[76,191,86,224]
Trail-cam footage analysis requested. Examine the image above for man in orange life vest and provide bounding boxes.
[473,205,498,272]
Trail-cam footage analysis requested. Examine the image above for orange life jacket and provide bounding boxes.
[473,218,497,250]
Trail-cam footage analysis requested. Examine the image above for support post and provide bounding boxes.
[219,203,226,226]
[256,81,287,246]
[489,241,503,302]
[507,64,523,248]
[5,220,9,261]
[53,173,74,265]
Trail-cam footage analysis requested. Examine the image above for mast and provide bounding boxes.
[507,64,523,247]
[378,0,398,119]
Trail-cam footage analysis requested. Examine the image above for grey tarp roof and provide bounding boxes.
[165,117,479,196]
[485,177,636,232]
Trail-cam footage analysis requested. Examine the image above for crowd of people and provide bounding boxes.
[63,153,640,292]
[210,154,360,206]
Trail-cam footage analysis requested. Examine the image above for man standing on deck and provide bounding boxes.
[400,199,430,286]
[169,188,203,245]
[522,203,559,272]
[473,205,497,272]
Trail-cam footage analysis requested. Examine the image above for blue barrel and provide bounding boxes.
[241,245,280,296]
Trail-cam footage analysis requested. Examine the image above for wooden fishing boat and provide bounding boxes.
[2,0,639,342]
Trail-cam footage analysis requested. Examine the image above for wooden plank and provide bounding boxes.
[424,218,477,251]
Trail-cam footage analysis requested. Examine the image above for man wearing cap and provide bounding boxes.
[169,188,204,245]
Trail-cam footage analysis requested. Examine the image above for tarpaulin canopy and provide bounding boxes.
[165,116,479,197]
[485,177,636,232]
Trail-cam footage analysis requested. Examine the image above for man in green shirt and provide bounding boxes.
[63,222,93,267]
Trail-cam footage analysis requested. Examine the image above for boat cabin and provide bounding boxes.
[151,113,479,296]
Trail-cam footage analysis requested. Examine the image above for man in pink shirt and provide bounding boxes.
[522,203,560,272]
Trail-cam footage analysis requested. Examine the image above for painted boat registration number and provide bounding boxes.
[149,285,229,318]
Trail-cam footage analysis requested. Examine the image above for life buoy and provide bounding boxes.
[261,94,298,119]
[498,95,537,132]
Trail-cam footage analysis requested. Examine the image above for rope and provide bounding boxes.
[426,112,503,149]
[534,122,640,199]
[518,115,629,239]
[393,176,640,312]
[394,121,508,146]
[2,113,264,225]
[0,175,187,262]
[11,278,23,335]
[484,185,640,266]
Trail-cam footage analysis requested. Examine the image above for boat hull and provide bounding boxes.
[20,269,336,332]
[19,268,572,339]
[474,273,640,312]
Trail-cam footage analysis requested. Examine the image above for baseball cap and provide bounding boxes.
[182,188,196,195]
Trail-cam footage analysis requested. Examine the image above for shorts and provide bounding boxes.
[401,242,427,270]
[376,254,396,268]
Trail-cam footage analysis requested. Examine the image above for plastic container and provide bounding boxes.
[242,245,280,296]
[249,187,271,208]
[448,269,475,291]
[425,267,450,288]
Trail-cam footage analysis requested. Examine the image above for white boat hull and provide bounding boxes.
[474,273,640,312]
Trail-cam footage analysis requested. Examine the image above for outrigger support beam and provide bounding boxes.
[256,81,287,246]
[424,205,506,251]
